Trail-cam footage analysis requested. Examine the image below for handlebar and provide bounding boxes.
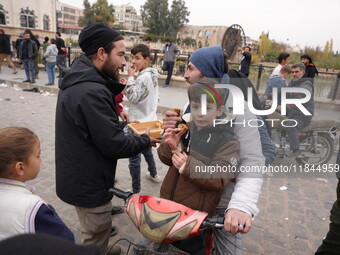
[201,216,224,229]
[109,187,133,202]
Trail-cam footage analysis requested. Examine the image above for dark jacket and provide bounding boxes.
[56,37,66,55]
[240,51,251,75]
[158,120,240,216]
[163,43,180,62]
[287,76,314,116]
[0,34,11,54]
[305,64,318,79]
[228,69,262,110]
[19,39,37,60]
[55,55,150,207]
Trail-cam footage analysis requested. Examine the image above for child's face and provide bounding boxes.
[131,52,149,71]
[191,101,224,129]
[22,139,41,181]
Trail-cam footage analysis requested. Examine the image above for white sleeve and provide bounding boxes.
[223,100,264,217]
[126,75,149,104]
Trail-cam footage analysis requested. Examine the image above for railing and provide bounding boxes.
[13,47,340,101]
[228,62,340,101]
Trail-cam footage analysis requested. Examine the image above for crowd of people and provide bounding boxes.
[0,28,66,85]
[0,22,339,255]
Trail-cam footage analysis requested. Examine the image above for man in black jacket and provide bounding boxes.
[301,54,318,83]
[19,31,38,83]
[238,46,251,77]
[55,23,159,255]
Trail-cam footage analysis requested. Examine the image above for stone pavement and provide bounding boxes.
[0,67,340,254]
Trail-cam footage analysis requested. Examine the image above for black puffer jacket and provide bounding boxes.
[55,55,150,207]
[0,34,11,54]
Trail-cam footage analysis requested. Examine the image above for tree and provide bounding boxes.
[258,32,272,61]
[168,0,190,37]
[141,0,189,36]
[92,0,115,27]
[78,0,95,27]
[78,0,115,27]
[141,0,169,35]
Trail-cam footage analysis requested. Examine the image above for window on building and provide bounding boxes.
[0,4,6,25]
[20,7,36,28]
[43,15,49,30]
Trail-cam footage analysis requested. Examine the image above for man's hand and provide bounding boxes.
[163,111,181,130]
[224,209,252,235]
[163,128,181,150]
[172,151,187,169]
[119,111,129,122]
[144,128,160,147]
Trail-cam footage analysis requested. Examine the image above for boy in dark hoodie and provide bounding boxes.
[157,77,240,254]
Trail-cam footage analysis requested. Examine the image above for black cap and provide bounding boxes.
[78,22,121,55]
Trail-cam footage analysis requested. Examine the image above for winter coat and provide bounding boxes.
[239,51,251,75]
[163,43,180,62]
[0,34,11,54]
[19,39,37,60]
[126,68,159,122]
[287,76,314,116]
[158,120,240,216]
[55,55,150,208]
[44,44,58,62]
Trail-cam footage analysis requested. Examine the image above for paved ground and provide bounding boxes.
[1,66,340,254]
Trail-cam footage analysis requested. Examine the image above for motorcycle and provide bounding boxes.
[107,187,224,255]
[268,112,338,166]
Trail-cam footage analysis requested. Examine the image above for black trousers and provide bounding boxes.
[162,61,175,85]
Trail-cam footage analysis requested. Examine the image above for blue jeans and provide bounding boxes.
[57,55,66,68]
[129,147,157,193]
[46,61,56,83]
[23,59,35,81]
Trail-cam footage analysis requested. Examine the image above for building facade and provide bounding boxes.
[0,0,57,39]
[177,25,228,48]
[113,4,142,32]
[56,0,83,38]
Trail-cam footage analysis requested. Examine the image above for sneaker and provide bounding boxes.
[163,84,169,88]
[29,80,35,84]
[145,172,161,183]
[23,79,31,83]
[45,83,54,86]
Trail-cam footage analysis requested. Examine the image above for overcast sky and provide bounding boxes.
[60,0,340,52]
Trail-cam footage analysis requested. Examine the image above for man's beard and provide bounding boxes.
[102,57,119,82]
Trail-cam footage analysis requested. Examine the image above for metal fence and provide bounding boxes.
[21,46,340,101]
